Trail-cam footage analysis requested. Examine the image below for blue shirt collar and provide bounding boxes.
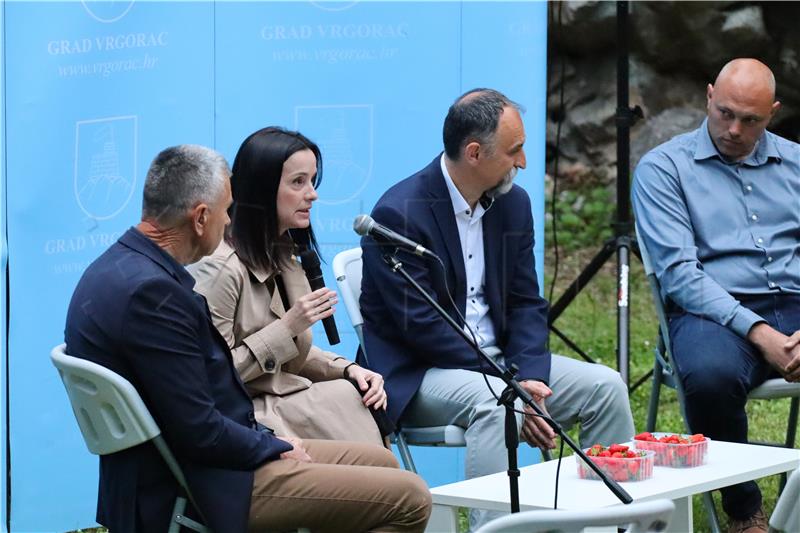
[694,117,782,165]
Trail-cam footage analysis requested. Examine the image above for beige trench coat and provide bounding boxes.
[190,241,382,445]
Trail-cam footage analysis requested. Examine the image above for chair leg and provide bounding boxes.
[169,497,187,533]
[785,397,799,449]
[646,357,663,432]
[702,491,722,533]
[170,495,211,533]
[394,431,418,473]
[777,397,800,494]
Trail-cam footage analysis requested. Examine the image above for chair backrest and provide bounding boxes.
[52,343,208,528]
[50,343,161,455]
[635,225,672,342]
[475,499,675,533]
[770,468,800,533]
[333,248,367,359]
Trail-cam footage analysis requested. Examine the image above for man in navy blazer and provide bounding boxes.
[360,89,634,528]
[65,145,430,533]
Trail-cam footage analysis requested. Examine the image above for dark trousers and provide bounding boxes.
[668,293,798,520]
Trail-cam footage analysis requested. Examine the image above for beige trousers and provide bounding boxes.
[248,440,431,533]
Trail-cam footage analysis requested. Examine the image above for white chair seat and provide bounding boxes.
[398,425,466,446]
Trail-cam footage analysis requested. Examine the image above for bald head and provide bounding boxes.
[714,58,776,103]
[706,58,781,161]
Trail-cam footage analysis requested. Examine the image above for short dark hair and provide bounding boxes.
[228,127,323,274]
[142,144,229,226]
[442,88,523,160]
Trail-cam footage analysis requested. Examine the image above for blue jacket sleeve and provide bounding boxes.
[121,277,292,470]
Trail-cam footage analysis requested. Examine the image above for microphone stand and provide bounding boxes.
[380,251,633,512]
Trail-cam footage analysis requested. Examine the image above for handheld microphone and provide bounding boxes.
[353,214,439,259]
[298,248,340,346]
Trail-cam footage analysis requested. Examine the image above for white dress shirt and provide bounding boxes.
[440,155,497,348]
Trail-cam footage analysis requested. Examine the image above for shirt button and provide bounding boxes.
[757,238,764,244]
[746,185,753,192]
[768,256,773,262]
[470,286,474,291]
[751,214,758,221]
[769,282,776,288]
[468,254,473,259]
[465,210,471,215]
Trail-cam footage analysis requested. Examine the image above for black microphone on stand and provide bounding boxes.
[298,248,340,346]
[353,214,439,259]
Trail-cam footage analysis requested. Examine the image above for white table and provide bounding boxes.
[428,440,800,532]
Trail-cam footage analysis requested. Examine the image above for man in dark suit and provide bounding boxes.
[65,144,430,533]
[360,89,634,528]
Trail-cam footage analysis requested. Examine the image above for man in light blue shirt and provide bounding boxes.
[633,58,800,533]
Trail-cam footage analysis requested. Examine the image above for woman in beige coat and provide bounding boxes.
[190,127,385,446]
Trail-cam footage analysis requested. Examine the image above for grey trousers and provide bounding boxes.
[400,353,635,529]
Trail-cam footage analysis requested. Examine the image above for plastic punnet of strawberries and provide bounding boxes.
[576,443,654,482]
[633,432,709,468]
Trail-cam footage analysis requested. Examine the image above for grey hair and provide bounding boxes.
[141,144,230,226]
[443,88,524,160]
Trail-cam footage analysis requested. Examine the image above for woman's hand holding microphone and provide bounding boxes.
[281,287,338,337]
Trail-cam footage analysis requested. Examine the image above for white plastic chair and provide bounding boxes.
[769,468,800,533]
[50,343,211,533]
[332,247,467,472]
[474,498,675,533]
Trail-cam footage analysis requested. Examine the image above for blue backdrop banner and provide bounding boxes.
[5,2,214,530]
[1,2,7,531]
[3,1,547,530]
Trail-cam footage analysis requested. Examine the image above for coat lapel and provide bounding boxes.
[482,203,503,327]
[269,283,285,317]
[425,159,467,312]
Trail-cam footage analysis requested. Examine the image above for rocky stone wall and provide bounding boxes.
[547,1,800,186]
